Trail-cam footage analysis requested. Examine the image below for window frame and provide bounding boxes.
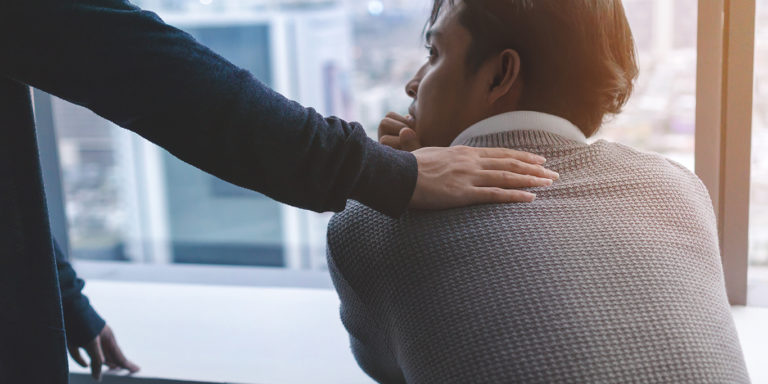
[35,90,71,255]
[696,0,756,305]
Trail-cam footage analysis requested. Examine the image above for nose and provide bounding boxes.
[405,63,427,99]
[405,77,419,99]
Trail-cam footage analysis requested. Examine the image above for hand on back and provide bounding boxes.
[378,112,559,210]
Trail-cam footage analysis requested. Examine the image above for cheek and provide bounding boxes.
[416,69,466,145]
[415,72,446,130]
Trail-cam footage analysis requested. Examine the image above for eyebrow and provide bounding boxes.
[425,29,443,43]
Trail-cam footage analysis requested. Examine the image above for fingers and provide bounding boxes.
[399,128,421,152]
[378,112,413,140]
[85,338,105,381]
[379,112,420,151]
[475,171,554,189]
[386,111,412,126]
[471,187,537,204]
[68,344,88,368]
[123,360,141,374]
[378,118,409,139]
[380,131,421,152]
[409,146,556,210]
[102,330,140,373]
[380,135,401,150]
[472,146,547,164]
[481,158,559,180]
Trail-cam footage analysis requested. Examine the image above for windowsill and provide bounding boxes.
[70,260,334,289]
[748,266,768,307]
[69,280,374,384]
[732,306,768,383]
[69,278,768,384]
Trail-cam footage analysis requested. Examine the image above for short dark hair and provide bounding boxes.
[429,0,639,137]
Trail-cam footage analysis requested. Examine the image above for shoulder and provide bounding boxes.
[593,140,714,211]
[328,201,392,244]
[326,201,412,305]
[327,201,398,265]
[595,140,703,183]
[327,200,483,279]
[328,200,483,250]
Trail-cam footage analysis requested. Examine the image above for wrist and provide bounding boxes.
[63,298,106,346]
[350,138,418,218]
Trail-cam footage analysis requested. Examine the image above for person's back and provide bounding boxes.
[327,127,749,383]
[327,0,750,382]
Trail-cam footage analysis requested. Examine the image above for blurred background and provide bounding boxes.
[38,0,768,303]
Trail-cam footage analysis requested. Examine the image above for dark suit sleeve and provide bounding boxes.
[0,0,417,217]
[54,241,106,347]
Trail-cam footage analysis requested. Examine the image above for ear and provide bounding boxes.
[488,49,522,104]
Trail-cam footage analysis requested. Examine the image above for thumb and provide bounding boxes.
[399,127,421,152]
[68,344,88,368]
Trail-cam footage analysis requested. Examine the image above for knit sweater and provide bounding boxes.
[327,130,750,383]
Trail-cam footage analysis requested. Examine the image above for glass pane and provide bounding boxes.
[44,0,698,275]
[594,0,697,171]
[51,99,125,260]
[749,0,768,307]
[49,0,360,269]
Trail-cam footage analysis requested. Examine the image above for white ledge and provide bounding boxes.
[69,280,373,384]
[70,280,768,383]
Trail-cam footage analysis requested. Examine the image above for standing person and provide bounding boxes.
[55,239,140,382]
[0,1,558,383]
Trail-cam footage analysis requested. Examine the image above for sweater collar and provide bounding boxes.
[450,111,587,147]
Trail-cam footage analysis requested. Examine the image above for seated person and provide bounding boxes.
[326,0,750,383]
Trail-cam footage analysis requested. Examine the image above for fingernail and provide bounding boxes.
[550,171,560,179]
[535,156,547,164]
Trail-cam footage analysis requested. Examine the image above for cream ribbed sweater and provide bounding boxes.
[327,130,749,384]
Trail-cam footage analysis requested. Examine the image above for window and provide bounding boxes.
[48,0,359,270]
[43,0,701,275]
[596,0,697,171]
[45,0,436,273]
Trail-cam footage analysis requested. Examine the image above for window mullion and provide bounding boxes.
[697,0,756,306]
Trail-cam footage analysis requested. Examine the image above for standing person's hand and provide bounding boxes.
[378,112,560,209]
[409,146,558,209]
[68,324,140,381]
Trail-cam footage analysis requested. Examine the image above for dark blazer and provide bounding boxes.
[0,1,417,382]
[55,240,106,349]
